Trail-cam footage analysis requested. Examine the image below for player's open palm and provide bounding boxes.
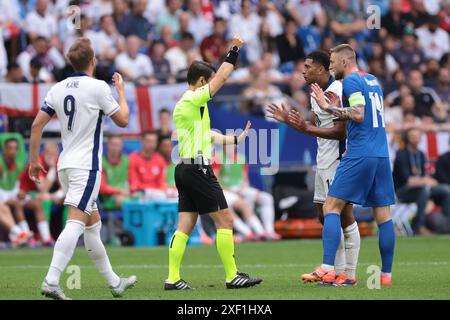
[324,91,341,108]
[29,162,47,184]
[266,103,289,123]
[288,109,307,132]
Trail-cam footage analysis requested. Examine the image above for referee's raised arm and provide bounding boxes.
[208,35,244,97]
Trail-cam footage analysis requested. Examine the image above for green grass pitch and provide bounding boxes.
[1,235,449,300]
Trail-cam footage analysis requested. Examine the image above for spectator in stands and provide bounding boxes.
[435,68,450,106]
[0,202,31,247]
[128,131,167,199]
[380,0,411,39]
[24,0,59,47]
[0,135,42,246]
[186,0,213,44]
[391,26,427,74]
[216,145,281,240]
[435,150,450,185]
[416,15,450,61]
[257,0,284,37]
[94,15,126,81]
[407,69,445,121]
[228,0,261,64]
[423,58,441,84]
[407,0,433,28]
[121,0,152,43]
[150,41,174,84]
[157,134,177,198]
[156,0,183,35]
[156,108,173,139]
[17,36,64,83]
[393,128,450,235]
[275,18,306,68]
[242,71,286,117]
[439,0,450,32]
[159,24,178,49]
[100,135,130,210]
[258,20,278,58]
[115,35,156,85]
[164,31,196,77]
[200,17,228,67]
[63,14,97,55]
[113,0,130,35]
[176,11,191,42]
[29,56,45,83]
[4,62,26,83]
[286,0,327,29]
[18,142,61,246]
[261,52,285,82]
[327,0,367,43]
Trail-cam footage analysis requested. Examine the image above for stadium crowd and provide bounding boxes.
[0,0,450,246]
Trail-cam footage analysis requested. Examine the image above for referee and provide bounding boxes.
[165,35,262,290]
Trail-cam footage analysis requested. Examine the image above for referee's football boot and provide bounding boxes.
[41,280,72,300]
[110,275,138,297]
[226,272,262,289]
[164,279,194,290]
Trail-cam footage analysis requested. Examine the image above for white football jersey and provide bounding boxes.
[41,73,120,171]
[310,79,345,169]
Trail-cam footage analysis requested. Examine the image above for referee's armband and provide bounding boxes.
[224,46,239,66]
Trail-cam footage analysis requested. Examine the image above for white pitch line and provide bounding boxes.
[0,261,449,270]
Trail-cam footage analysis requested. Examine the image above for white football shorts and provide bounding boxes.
[314,159,340,204]
[58,168,101,214]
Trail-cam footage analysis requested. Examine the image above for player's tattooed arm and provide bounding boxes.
[310,83,365,123]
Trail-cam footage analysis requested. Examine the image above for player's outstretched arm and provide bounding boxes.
[211,121,251,145]
[311,83,365,123]
[111,72,129,128]
[208,35,244,97]
[288,110,346,140]
[29,111,52,183]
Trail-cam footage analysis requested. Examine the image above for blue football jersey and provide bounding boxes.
[342,71,389,158]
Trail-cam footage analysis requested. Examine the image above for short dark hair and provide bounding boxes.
[306,50,330,71]
[159,108,171,115]
[180,32,194,42]
[157,134,172,149]
[4,137,19,147]
[66,37,95,72]
[141,130,157,139]
[187,61,216,85]
[30,55,43,69]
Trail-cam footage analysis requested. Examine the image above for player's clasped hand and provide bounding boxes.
[231,35,245,48]
[28,162,47,184]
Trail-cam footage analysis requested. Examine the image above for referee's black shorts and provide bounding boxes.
[175,163,228,214]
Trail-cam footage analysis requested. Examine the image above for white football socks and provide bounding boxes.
[344,222,360,279]
[37,221,51,242]
[18,220,30,232]
[246,216,265,236]
[84,221,120,288]
[45,220,85,286]
[335,229,346,275]
[8,225,22,241]
[233,216,252,237]
[257,192,276,236]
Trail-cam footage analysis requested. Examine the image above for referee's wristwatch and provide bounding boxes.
[231,45,240,53]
